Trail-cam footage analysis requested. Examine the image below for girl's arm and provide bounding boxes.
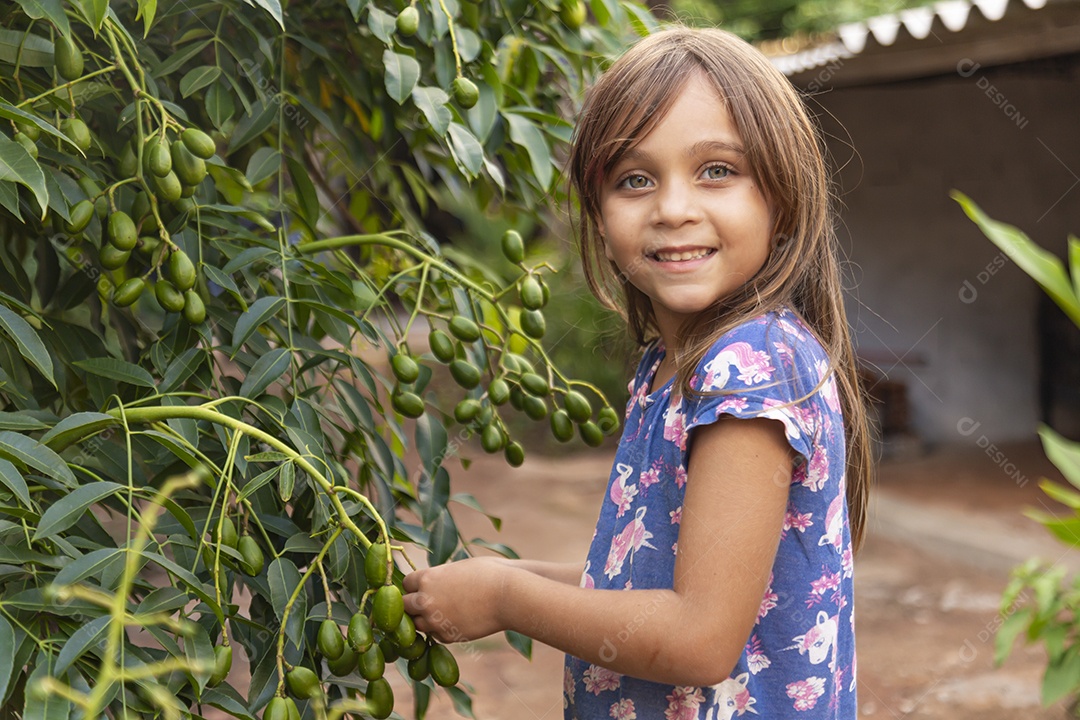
[402,415,792,688]
[494,559,584,585]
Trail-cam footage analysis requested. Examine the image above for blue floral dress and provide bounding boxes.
[564,308,857,720]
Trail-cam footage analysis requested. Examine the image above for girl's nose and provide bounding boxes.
[652,178,702,228]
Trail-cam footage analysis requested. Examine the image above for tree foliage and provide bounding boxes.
[0,0,650,717]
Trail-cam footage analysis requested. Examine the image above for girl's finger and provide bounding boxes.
[402,570,421,592]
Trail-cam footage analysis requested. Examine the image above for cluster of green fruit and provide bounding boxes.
[10,35,92,160]
[272,543,458,720]
[210,515,266,576]
[391,1,479,110]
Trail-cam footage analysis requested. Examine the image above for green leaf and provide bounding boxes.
[504,630,532,660]
[228,99,277,154]
[74,357,156,388]
[446,686,475,719]
[239,348,291,398]
[505,112,553,190]
[180,65,222,98]
[137,0,158,35]
[286,155,320,228]
[412,86,451,137]
[53,547,122,587]
[0,460,30,510]
[22,651,69,720]
[994,606,1032,665]
[447,122,483,177]
[246,147,281,187]
[277,459,295,502]
[1039,424,1080,491]
[203,686,257,720]
[367,6,395,44]
[0,431,75,487]
[0,134,48,218]
[1069,235,1080,300]
[1042,646,1080,705]
[383,50,420,105]
[1038,479,1080,509]
[232,296,286,353]
[268,557,306,646]
[53,614,110,675]
[41,411,116,451]
[428,507,458,566]
[0,305,54,386]
[416,413,447,479]
[13,0,70,38]
[79,0,108,31]
[33,481,124,542]
[0,616,13,703]
[249,0,285,29]
[0,29,53,67]
[237,465,281,502]
[952,191,1080,326]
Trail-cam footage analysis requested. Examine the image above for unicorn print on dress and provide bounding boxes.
[818,494,844,552]
[604,506,655,579]
[788,611,839,669]
[702,342,774,390]
[706,673,757,720]
[610,463,638,518]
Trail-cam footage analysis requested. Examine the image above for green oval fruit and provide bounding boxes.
[391,353,420,383]
[55,34,84,81]
[98,243,131,271]
[521,372,549,396]
[181,128,216,159]
[286,666,321,699]
[179,182,196,199]
[347,612,374,654]
[365,677,394,720]
[317,619,345,660]
[218,517,238,549]
[65,200,94,234]
[16,120,41,142]
[208,645,232,687]
[379,636,399,663]
[520,276,544,309]
[63,118,91,152]
[559,0,587,29]
[429,329,456,363]
[407,652,430,681]
[454,398,482,424]
[365,542,389,587]
[156,279,185,313]
[538,274,550,305]
[168,250,197,291]
[108,211,138,251]
[488,377,510,405]
[448,315,480,342]
[326,643,358,676]
[398,635,427,661]
[119,141,138,177]
[452,77,479,109]
[523,395,548,421]
[550,409,574,442]
[14,132,37,159]
[112,278,145,308]
[580,420,604,447]
[148,140,172,177]
[130,191,151,225]
[520,309,546,339]
[264,697,290,720]
[357,644,385,681]
[504,441,525,467]
[153,170,183,203]
[501,229,524,263]
[171,140,208,186]
[238,534,264,574]
[563,390,593,423]
[396,6,420,36]
[450,359,482,389]
[598,407,620,435]
[509,386,525,411]
[284,698,299,720]
[393,612,417,648]
[137,235,160,257]
[480,423,504,453]
[372,585,404,633]
[391,390,425,418]
[429,644,460,687]
[182,290,206,324]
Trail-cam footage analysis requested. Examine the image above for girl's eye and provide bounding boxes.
[619,174,650,189]
[702,164,731,180]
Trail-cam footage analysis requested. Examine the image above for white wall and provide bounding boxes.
[811,55,1080,443]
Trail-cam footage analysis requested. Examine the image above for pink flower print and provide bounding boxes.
[670,506,682,525]
[664,686,705,720]
[816,359,842,413]
[583,664,621,695]
[609,699,637,720]
[663,405,688,451]
[702,342,774,389]
[675,465,688,489]
[610,463,638,519]
[604,506,655,579]
[639,463,662,491]
[746,634,771,675]
[671,542,678,555]
[810,570,841,597]
[563,666,575,708]
[786,677,826,711]
[801,449,828,492]
[716,396,749,415]
[758,588,778,620]
[784,509,813,534]
[841,545,853,579]
[762,399,804,444]
[773,340,795,366]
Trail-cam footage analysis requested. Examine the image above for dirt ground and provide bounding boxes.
[389,439,1077,720]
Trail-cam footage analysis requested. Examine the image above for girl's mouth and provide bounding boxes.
[650,248,715,262]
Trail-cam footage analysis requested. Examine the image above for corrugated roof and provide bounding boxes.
[766,0,1063,81]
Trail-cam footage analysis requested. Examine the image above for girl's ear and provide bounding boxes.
[595,218,612,260]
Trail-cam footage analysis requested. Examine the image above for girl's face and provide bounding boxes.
[597,71,773,343]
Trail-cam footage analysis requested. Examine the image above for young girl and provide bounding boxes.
[403,26,872,719]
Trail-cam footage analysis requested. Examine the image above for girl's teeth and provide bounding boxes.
[656,250,710,262]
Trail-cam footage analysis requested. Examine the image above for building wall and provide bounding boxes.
[812,54,1080,444]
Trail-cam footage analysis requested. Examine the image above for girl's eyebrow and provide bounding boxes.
[616,139,746,167]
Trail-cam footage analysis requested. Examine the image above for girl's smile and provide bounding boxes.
[597,70,773,344]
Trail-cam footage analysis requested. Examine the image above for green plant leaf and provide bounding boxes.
[1042,646,1080,705]
[447,122,483,177]
[239,347,291,398]
[232,296,286,353]
[383,50,420,105]
[246,147,281,187]
[33,481,124,542]
[79,0,108,30]
[1038,479,1080,510]
[0,459,31,509]
[41,411,117,451]
[0,616,13,704]
[53,614,110,675]
[367,6,395,44]
[504,630,532,660]
[13,0,70,38]
[994,606,1032,666]
[74,357,156,388]
[22,650,69,720]
[228,99,277,154]
[1039,424,1080,491]
[268,556,306,646]
[428,507,458,566]
[53,546,123,587]
[250,0,285,29]
[0,305,54,386]
[505,112,553,190]
[0,29,52,67]
[137,0,157,35]
[286,155,319,228]
[412,86,451,137]
[953,191,1080,326]
[0,431,75,487]
[180,65,222,97]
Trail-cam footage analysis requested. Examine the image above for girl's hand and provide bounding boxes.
[402,557,510,643]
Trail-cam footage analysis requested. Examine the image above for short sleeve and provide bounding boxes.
[683,313,829,463]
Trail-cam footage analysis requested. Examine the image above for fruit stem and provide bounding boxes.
[14,64,118,109]
[435,0,464,77]
[401,262,430,341]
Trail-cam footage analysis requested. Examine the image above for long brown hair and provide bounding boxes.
[567,26,873,551]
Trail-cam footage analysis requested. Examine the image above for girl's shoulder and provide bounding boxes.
[700,307,829,376]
